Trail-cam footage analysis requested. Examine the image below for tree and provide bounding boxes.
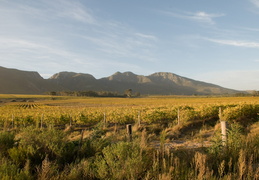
[49,91,57,96]
[124,89,132,97]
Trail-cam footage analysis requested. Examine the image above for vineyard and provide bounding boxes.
[0,95,259,179]
[1,96,259,128]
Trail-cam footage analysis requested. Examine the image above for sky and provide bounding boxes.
[1,0,259,91]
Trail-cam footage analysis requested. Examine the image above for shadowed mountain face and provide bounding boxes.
[0,66,241,95]
[0,66,54,94]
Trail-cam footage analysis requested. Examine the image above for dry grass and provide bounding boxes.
[250,122,259,135]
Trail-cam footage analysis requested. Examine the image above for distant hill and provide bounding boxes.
[0,66,242,95]
[0,66,58,94]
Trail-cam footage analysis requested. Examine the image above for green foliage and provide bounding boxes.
[208,130,223,156]
[0,158,33,180]
[207,122,259,178]
[227,123,244,152]
[0,132,15,155]
[58,159,95,180]
[222,104,259,125]
[143,107,178,123]
[0,96,259,179]
[59,114,70,124]
[198,105,220,120]
[8,146,28,166]
[78,138,111,159]
[94,141,150,180]
[8,127,77,169]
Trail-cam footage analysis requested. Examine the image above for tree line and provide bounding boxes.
[46,89,140,98]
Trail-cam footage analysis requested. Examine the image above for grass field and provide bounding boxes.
[0,94,258,179]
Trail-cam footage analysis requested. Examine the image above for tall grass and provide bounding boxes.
[1,121,257,179]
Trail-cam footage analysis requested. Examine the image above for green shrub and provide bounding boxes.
[0,132,15,156]
[9,127,76,169]
[222,104,259,125]
[94,141,150,180]
[79,138,110,159]
[0,158,33,180]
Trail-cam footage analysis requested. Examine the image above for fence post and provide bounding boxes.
[177,108,180,125]
[126,124,132,141]
[103,113,107,128]
[12,114,14,129]
[114,123,117,133]
[69,115,72,126]
[77,129,84,157]
[219,107,227,146]
[79,130,84,146]
[138,111,141,127]
[41,114,44,129]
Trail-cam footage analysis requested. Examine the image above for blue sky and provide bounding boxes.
[1,0,259,90]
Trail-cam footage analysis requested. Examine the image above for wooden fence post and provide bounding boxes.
[126,124,132,141]
[138,111,141,127]
[114,123,117,133]
[220,120,227,146]
[79,130,84,147]
[12,114,14,129]
[41,114,44,129]
[103,113,107,128]
[77,129,84,157]
[177,108,180,125]
[69,115,72,126]
[219,107,227,146]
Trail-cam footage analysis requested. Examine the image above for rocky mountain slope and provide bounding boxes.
[0,66,241,95]
[0,66,57,94]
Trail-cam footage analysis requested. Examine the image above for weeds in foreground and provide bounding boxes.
[0,121,258,179]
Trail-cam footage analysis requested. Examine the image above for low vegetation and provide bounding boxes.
[0,95,258,179]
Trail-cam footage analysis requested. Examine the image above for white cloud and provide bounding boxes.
[0,37,73,58]
[191,11,224,24]
[242,27,259,32]
[162,10,224,25]
[205,38,259,48]
[250,0,259,8]
[0,0,96,25]
[135,33,158,41]
[79,31,158,62]
[53,0,96,24]
[0,0,158,65]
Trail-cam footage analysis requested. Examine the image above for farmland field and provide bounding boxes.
[0,94,259,179]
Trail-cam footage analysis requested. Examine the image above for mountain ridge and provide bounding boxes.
[0,66,242,95]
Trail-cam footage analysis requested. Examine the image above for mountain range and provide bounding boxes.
[0,66,242,95]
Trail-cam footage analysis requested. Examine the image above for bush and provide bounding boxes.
[222,104,259,125]
[0,132,15,156]
[9,127,76,169]
[94,141,150,180]
[0,158,32,180]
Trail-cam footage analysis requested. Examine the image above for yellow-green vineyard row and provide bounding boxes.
[0,96,259,127]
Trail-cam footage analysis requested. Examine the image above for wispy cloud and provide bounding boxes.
[162,10,224,25]
[240,27,259,32]
[81,34,157,62]
[0,0,96,24]
[135,33,158,41]
[53,0,96,24]
[205,38,259,48]
[0,0,158,67]
[250,0,259,8]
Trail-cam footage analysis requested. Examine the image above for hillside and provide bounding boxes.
[0,66,58,94]
[0,66,241,95]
